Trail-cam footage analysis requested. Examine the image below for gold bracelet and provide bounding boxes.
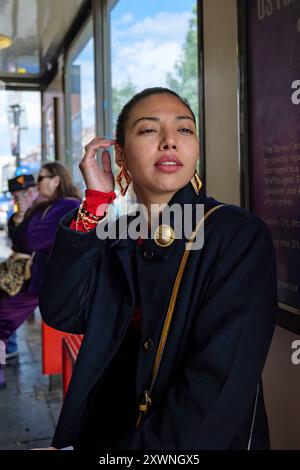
[79,213,93,231]
[76,208,107,232]
[75,203,84,231]
[79,212,99,225]
[81,207,102,221]
[75,202,95,230]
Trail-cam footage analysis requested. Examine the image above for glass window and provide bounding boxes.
[0,0,40,76]
[0,86,41,193]
[65,20,96,193]
[109,0,199,130]
[44,100,56,162]
[0,0,87,77]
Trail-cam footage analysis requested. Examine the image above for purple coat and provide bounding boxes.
[8,198,80,295]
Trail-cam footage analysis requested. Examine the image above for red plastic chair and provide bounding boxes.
[62,334,83,397]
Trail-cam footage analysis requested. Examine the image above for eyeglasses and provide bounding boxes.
[37,175,55,183]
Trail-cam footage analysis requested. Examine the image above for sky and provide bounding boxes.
[111,0,195,86]
[111,0,194,22]
[0,0,196,181]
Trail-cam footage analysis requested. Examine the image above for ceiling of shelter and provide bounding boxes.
[0,0,87,78]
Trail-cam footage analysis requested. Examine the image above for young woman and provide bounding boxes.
[0,162,80,388]
[39,88,277,450]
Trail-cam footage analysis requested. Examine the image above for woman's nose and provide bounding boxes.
[158,131,178,150]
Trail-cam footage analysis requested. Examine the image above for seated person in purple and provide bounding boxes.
[5,174,39,362]
[0,163,80,389]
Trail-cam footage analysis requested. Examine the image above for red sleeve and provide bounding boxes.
[70,189,117,232]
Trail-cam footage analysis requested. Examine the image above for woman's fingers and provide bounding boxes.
[79,137,116,191]
[102,150,113,174]
[84,136,116,149]
[83,138,116,162]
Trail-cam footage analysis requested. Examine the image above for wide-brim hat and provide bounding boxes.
[8,174,36,192]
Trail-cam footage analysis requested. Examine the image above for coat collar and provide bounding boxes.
[108,180,207,260]
[139,180,206,260]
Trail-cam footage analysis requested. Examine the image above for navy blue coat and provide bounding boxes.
[39,182,277,450]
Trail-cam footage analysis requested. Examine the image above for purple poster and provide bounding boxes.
[247,0,300,312]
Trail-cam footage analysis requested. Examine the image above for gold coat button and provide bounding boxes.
[154,224,175,247]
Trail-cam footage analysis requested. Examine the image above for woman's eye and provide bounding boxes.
[179,128,193,134]
[139,129,157,134]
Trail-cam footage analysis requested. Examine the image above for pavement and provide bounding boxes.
[0,229,63,450]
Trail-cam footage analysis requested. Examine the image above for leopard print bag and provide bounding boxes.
[0,252,33,297]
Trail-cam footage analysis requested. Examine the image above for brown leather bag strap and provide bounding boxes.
[136,203,225,428]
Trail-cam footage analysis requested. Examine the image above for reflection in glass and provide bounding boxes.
[69,28,95,192]
[0,0,87,77]
[0,0,40,75]
[45,102,55,162]
[0,90,41,191]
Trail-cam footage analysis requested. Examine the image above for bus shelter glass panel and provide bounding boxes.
[66,21,96,193]
[0,88,41,193]
[110,0,199,130]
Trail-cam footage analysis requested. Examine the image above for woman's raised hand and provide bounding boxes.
[79,137,116,192]
[13,193,31,224]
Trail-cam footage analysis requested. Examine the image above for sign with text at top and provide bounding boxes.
[246,0,300,313]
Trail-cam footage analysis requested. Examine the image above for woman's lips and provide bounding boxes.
[154,154,183,173]
[154,163,183,173]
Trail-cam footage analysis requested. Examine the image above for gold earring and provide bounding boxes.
[190,170,203,195]
[116,166,132,196]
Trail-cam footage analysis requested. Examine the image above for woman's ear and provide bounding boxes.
[115,143,126,169]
